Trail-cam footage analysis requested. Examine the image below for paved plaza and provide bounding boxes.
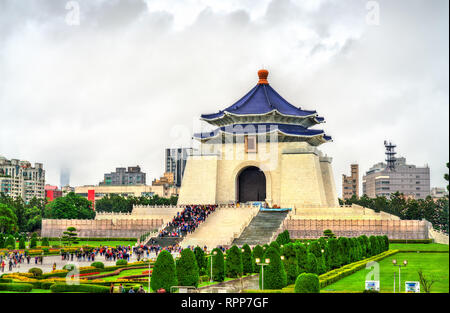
[1,251,180,275]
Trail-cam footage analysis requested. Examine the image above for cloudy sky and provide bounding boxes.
[0,0,448,196]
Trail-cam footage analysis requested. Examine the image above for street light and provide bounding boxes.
[255,258,270,290]
[392,259,407,293]
[206,251,218,283]
[280,255,285,261]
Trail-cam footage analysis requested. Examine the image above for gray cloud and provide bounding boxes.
[0,0,448,196]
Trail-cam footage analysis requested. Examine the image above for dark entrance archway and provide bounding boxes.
[237,166,266,203]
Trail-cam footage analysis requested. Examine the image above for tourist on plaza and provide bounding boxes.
[110,283,114,293]
[128,286,135,293]
[137,286,145,293]
[52,262,56,272]
[119,284,124,293]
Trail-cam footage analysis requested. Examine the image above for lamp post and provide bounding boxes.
[255,258,270,290]
[392,259,407,293]
[206,251,217,283]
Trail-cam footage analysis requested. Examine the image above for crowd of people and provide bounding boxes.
[158,205,217,238]
[0,251,44,272]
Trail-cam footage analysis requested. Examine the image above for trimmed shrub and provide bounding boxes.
[194,246,207,274]
[269,241,281,253]
[116,259,128,266]
[323,229,335,238]
[28,267,43,277]
[294,243,308,274]
[276,230,291,246]
[30,233,38,249]
[369,236,379,256]
[63,264,76,271]
[91,262,105,269]
[41,237,50,247]
[308,241,326,274]
[225,245,243,278]
[19,237,26,249]
[337,237,350,265]
[0,283,33,292]
[252,245,264,273]
[208,248,225,282]
[327,238,341,269]
[176,248,199,287]
[5,235,15,249]
[50,283,109,293]
[294,273,320,293]
[305,253,318,274]
[151,250,177,292]
[241,244,253,275]
[259,247,287,290]
[382,235,389,251]
[281,243,298,284]
[357,236,367,258]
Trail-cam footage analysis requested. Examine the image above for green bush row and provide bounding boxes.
[318,249,399,288]
[388,239,433,244]
[50,283,110,293]
[0,283,33,292]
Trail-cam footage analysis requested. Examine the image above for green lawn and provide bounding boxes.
[322,252,449,293]
[0,289,52,293]
[389,243,448,252]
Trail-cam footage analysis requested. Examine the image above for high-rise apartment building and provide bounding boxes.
[342,164,359,200]
[100,166,146,185]
[0,155,45,201]
[165,148,195,187]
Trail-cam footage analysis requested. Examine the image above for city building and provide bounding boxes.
[431,187,448,199]
[74,184,179,202]
[0,155,45,201]
[62,185,75,196]
[342,164,359,200]
[152,172,175,186]
[362,142,430,199]
[178,69,338,207]
[100,166,146,186]
[45,185,63,202]
[165,148,195,187]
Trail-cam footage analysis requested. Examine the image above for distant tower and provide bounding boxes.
[384,140,397,171]
[60,168,70,188]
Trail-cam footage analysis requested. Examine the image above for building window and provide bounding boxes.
[245,135,257,153]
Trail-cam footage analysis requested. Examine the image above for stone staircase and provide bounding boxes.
[232,211,289,246]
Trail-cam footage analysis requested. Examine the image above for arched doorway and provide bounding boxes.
[237,166,266,203]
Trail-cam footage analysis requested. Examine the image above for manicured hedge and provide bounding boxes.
[294,273,320,293]
[225,245,243,278]
[176,248,199,287]
[151,250,177,293]
[259,247,287,290]
[388,239,433,244]
[319,249,399,288]
[0,283,33,292]
[50,283,110,293]
[241,244,253,275]
[91,262,105,269]
[116,259,128,266]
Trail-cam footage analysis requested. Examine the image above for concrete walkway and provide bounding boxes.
[1,251,180,275]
